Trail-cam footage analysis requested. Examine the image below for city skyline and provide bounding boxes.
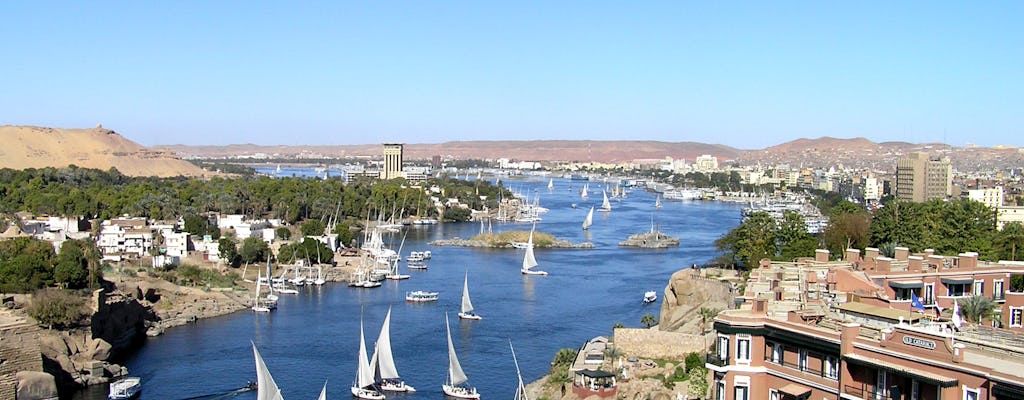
[2,2,1021,149]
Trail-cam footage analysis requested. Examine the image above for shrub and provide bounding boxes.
[27,289,88,329]
[684,352,703,372]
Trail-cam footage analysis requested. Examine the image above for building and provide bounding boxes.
[997,206,1024,231]
[382,143,404,180]
[708,251,1024,400]
[968,186,1005,209]
[896,153,952,202]
[695,155,720,172]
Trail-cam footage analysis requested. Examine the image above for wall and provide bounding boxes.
[613,328,705,360]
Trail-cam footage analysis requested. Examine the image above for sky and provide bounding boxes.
[1,2,1021,149]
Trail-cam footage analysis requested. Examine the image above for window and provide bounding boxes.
[716,382,725,400]
[735,385,749,400]
[974,280,985,296]
[995,280,1005,300]
[924,284,935,304]
[963,386,979,400]
[771,343,783,364]
[1011,307,1023,328]
[912,380,920,400]
[824,356,839,379]
[737,338,751,362]
[894,287,914,301]
[798,349,808,371]
[718,336,730,363]
[947,283,969,297]
[875,370,887,400]
[769,389,779,400]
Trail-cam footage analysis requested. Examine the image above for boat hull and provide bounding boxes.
[108,377,141,400]
[458,312,482,320]
[351,386,386,400]
[380,380,416,392]
[442,384,481,399]
[521,269,548,275]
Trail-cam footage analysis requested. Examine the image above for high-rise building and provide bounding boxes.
[382,143,404,180]
[895,153,951,202]
[967,186,1004,209]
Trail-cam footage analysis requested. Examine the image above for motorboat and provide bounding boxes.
[406,291,439,302]
[108,377,141,400]
[644,291,658,304]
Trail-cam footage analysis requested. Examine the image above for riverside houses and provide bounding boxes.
[708,250,1024,400]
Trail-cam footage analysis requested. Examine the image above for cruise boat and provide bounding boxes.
[108,377,141,400]
[643,291,658,304]
[406,290,439,302]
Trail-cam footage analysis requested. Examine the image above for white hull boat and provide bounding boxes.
[457,272,482,320]
[352,319,386,400]
[443,313,480,399]
[520,226,547,275]
[107,377,141,400]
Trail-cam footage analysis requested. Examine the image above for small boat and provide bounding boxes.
[373,307,417,392]
[443,313,480,399]
[510,341,528,400]
[107,377,141,400]
[407,262,428,270]
[406,290,439,302]
[252,272,274,313]
[458,272,482,320]
[407,252,426,263]
[252,342,284,400]
[655,195,662,209]
[582,206,594,231]
[547,179,554,190]
[352,319,386,400]
[599,190,612,212]
[521,226,548,275]
[644,291,658,304]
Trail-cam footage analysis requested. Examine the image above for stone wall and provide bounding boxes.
[613,328,704,360]
[0,322,44,399]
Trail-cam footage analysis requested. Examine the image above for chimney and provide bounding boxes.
[845,248,861,263]
[928,255,944,270]
[840,323,862,356]
[760,258,772,269]
[958,252,978,269]
[876,257,892,273]
[815,249,830,262]
[953,343,966,363]
[923,249,935,257]
[894,247,910,261]
[865,247,880,260]
[908,256,924,272]
[752,298,768,316]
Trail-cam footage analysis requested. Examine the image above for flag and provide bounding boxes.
[952,300,963,329]
[911,292,926,312]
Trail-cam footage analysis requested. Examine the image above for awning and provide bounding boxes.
[778,383,811,399]
[576,369,616,379]
[844,353,958,387]
[941,277,974,285]
[889,280,924,289]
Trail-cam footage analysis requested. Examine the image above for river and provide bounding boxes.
[75,175,742,400]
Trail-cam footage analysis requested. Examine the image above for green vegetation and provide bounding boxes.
[155,264,240,288]
[0,237,103,293]
[688,365,710,398]
[714,210,817,268]
[641,313,658,328]
[870,198,998,260]
[470,230,557,247]
[27,288,89,329]
[958,295,996,324]
[546,348,578,387]
[278,238,334,265]
[275,227,292,241]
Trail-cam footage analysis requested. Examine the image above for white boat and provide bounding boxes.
[312,266,326,286]
[521,226,548,275]
[317,381,327,400]
[547,179,554,190]
[252,343,284,400]
[407,262,428,270]
[644,291,658,304]
[107,377,141,400]
[655,195,662,209]
[510,341,528,400]
[582,206,594,231]
[458,272,482,320]
[372,307,417,392]
[442,313,480,399]
[352,320,386,400]
[252,272,274,312]
[406,290,439,302]
[580,183,589,200]
[599,190,612,212]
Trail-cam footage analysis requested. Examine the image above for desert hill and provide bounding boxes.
[0,126,211,177]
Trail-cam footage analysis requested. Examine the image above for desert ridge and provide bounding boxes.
[0,125,210,178]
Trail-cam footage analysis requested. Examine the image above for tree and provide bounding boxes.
[823,210,871,255]
[776,211,817,260]
[239,237,269,265]
[641,313,658,328]
[275,227,292,241]
[996,222,1024,261]
[0,237,56,293]
[958,295,996,324]
[218,237,239,267]
[715,211,777,268]
[27,289,87,329]
[443,206,471,222]
[301,219,325,237]
[687,366,710,399]
[333,222,355,248]
[54,240,96,289]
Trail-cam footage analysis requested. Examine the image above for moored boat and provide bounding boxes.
[107,377,141,400]
[406,290,439,302]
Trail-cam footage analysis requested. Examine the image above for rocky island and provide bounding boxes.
[430,230,593,249]
[618,229,680,248]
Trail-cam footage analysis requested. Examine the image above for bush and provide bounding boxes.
[684,352,703,372]
[27,289,88,329]
[276,227,292,241]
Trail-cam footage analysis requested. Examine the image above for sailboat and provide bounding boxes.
[373,307,416,392]
[510,340,528,400]
[442,313,480,399]
[521,226,548,275]
[252,272,273,312]
[317,381,327,400]
[580,183,589,200]
[655,195,662,209]
[598,190,612,212]
[352,319,386,400]
[582,206,594,231]
[547,179,554,190]
[252,342,284,400]
[458,272,482,320]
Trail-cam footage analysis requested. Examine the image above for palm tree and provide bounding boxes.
[641,313,658,328]
[959,295,996,324]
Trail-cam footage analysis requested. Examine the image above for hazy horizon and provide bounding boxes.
[2,2,1021,148]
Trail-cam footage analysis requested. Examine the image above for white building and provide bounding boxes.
[863,177,880,202]
[968,186,1004,209]
[694,154,719,172]
[997,206,1024,231]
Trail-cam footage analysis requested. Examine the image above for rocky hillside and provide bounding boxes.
[0,126,212,177]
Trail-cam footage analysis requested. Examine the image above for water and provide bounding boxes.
[76,176,742,400]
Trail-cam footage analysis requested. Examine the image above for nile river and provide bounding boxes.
[76,176,742,399]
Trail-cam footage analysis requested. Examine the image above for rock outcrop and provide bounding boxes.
[658,269,734,333]
[618,230,680,248]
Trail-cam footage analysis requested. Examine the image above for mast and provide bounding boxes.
[445,313,469,386]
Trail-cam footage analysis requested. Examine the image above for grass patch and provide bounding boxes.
[470,230,557,247]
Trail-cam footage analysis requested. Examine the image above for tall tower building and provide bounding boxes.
[895,152,951,202]
[382,143,404,180]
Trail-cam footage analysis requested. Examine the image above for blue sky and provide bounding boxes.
[2,2,1021,149]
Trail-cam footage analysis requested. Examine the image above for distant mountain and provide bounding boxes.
[764,136,881,153]
[158,140,743,163]
[0,126,211,177]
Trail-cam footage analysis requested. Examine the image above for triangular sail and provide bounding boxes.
[582,207,594,230]
[357,320,375,388]
[317,381,327,400]
[547,179,554,190]
[510,340,528,400]
[601,190,611,210]
[252,343,285,400]
[461,273,474,314]
[375,307,400,379]
[522,229,538,270]
[445,313,469,386]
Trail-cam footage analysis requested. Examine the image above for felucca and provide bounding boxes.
[442,313,480,399]
[520,226,547,275]
[458,272,482,320]
[351,319,385,400]
[372,307,416,392]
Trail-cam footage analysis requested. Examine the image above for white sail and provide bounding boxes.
[252,343,285,400]
[375,307,400,380]
[511,340,528,400]
[356,320,375,389]
[522,229,538,270]
[581,184,589,200]
[461,273,475,314]
[317,381,327,400]
[600,190,611,211]
[547,179,554,190]
[656,195,662,208]
[582,207,594,230]
[445,313,469,386]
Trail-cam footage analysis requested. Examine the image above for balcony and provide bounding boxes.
[843,383,896,400]
[994,292,1006,302]
[705,353,729,367]
[764,356,838,381]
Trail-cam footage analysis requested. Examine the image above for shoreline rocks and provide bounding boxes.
[430,237,594,249]
[618,230,679,248]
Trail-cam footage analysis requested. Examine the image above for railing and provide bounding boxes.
[843,383,897,400]
[706,354,729,367]
[994,293,1006,301]
[763,355,838,381]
